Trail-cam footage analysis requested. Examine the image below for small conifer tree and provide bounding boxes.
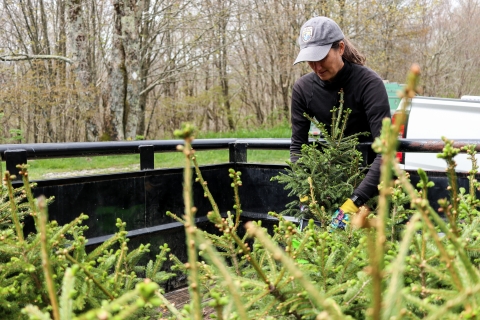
[0,165,175,319]
[272,89,369,223]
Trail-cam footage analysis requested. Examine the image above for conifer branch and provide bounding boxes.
[273,267,287,288]
[425,207,480,284]
[462,145,480,224]
[21,305,51,320]
[369,64,421,320]
[86,232,122,261]
[331,107,338,140]
[335,89,346,143]
[224,231,242,276]
[192,155,221,218]
[194,231,248,318]
[156,291,186,319]
[424,283,480,320]
[18,165,38,225]
[59,267,77,320]
[2,166,174,318]
[371,117,395,320]
[50,214,88,252]
[417,176,480,293]
[420,223,427,299]
[195,168,243,274]
[382,213,421,318]
[230,169,243,230]
[169,254,187,274]
[401,292,438,314]
[417,169,433,300]
[464,145,479,206]
[174,123,203,320]
[37,196,60,320]
[213,216,302,318]
[74,280,160,320]
[150,244,170,278]
[344,278,371,307]
[245,222,345,319]
[393,166,467,290]
[438,137,460,235]
[64,253,115,300]
[113,241,128,293]
[166,210,185,223]
[230,229,269,284]
[5,171,24,243]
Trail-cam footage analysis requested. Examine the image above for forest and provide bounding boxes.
[0,0,479,143]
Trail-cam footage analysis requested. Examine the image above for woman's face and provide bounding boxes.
[307,41,345,81]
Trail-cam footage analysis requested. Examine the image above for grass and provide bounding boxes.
[4,123,292,181]
[197,123,292,139]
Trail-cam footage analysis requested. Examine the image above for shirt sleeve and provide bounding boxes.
[352,75,391,203]
[354,154,382,203]
[290,78,312,162]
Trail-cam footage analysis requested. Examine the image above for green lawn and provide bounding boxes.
[197,123,291,139]
[4,123,292,180]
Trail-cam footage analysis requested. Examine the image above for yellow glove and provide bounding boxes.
[340,198,359,213]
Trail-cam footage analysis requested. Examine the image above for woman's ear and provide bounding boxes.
[339,41,345,55]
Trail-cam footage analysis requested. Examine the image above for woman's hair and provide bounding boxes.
[332,38,366,66]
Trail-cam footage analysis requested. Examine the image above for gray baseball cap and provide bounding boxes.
[294,17,344,65]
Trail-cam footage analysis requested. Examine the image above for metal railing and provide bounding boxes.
[2,138,479,246]
[1,138,480,179]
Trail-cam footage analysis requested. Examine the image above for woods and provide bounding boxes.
[1,0,479,143]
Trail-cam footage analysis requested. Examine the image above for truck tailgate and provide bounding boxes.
[403,97,480,172]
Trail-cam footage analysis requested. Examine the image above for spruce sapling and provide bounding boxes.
[272,89,368,222]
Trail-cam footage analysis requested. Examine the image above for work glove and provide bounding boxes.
[330,199,359,230]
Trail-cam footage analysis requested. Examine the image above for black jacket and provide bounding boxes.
[290,60,391,204]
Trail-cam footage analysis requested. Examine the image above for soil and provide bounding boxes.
[161,287,215,318]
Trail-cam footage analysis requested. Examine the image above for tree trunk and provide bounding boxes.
[109,0,128,140]
[280,73,290,122]
[218,5,235,131]
[67,0,98,141]
[123,0,142,140]
[137,0,152,137]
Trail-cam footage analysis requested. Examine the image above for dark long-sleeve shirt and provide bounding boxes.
[290,60,391,204]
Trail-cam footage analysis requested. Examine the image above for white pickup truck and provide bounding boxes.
[395,96,480,172]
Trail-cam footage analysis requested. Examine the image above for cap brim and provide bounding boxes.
[293,44,332,65]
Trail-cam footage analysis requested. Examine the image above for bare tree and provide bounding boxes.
[1,0,479,144]
[68,0,99,141]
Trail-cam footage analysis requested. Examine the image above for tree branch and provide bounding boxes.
[0,53,72,64]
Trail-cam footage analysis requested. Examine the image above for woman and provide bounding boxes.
[291,16,391,228]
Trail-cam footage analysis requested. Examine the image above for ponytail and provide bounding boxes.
[332,38,366,66]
